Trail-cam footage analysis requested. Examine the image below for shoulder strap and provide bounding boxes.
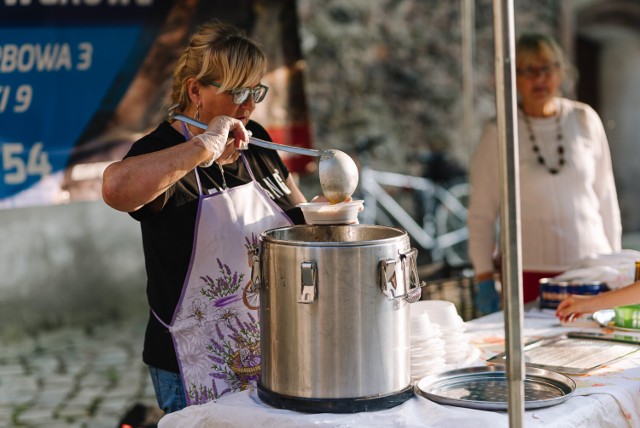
[240,151,257,182]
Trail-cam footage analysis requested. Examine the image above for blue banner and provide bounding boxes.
[0,1,175,208]
[0,0,312,208]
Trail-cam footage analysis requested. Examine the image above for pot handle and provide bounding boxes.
[298,261,317,304]
[380,248,424,302]
[402,248,423,303]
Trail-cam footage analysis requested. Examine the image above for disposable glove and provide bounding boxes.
[193,116,249,167]
[474,278,500,315]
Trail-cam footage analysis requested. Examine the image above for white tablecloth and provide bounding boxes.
[159,311,640,428]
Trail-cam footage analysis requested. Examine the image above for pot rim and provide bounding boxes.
[260,224,408,247]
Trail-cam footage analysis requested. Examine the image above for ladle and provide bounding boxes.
[170,112,358,203]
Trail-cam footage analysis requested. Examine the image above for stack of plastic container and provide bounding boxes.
[409,309,447,382]
[410,300,472,380]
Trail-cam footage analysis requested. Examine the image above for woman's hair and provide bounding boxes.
[170,20,268,112]
[515,33,577,92]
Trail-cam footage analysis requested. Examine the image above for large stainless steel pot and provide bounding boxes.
[255,224,421,413]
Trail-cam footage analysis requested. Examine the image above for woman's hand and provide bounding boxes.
[309,195,362,224]
[311,195,360,208]
[193,116,249,166]
[311,195,334,203]
[555,295,591,322]
[474,278,500,315]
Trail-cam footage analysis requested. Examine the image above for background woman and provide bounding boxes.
[468,33,622,314]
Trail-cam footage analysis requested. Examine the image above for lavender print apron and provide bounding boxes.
[159,154,292,406]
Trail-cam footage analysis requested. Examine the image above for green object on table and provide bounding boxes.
[613,304,640,329]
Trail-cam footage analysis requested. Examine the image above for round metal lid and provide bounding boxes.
[415,364,575,411]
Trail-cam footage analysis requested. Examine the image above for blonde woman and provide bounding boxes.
[468,33,621,314]
[102,20,307,412]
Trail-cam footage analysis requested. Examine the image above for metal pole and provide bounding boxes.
[492,0,525,426]
[461,0,476,167]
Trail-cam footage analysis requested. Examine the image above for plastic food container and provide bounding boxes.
[297,200,363,225]
[539,279,606,310]
[410,300,463,328]
[613,304,640,329]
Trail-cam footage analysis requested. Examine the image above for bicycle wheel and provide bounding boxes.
[435,182,470,267]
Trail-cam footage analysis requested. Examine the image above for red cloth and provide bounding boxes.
[522,271,562,303]
[498,270,562,304]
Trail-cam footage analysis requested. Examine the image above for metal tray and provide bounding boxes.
[415,365,575,410]
[487,332,640,374]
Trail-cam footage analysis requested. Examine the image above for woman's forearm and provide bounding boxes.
[587,281,640,311]
[102,140,210,212]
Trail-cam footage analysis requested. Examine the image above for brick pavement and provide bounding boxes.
[0,316,162,428]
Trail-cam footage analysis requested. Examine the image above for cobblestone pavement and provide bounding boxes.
[0,316,162,428]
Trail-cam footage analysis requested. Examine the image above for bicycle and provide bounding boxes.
[353,136,470,269]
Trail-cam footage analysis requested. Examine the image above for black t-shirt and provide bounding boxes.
[125,120,303,372]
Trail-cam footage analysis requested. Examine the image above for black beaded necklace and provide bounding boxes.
[520,104,565,174]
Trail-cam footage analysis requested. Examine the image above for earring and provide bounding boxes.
[195,102,201,121]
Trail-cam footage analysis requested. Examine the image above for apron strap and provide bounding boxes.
[240,152,255,181]
[151,308,171,329]
[179,121,267,194]
[240,151,273,200]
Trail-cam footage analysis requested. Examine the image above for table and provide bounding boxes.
[158,310,640,428]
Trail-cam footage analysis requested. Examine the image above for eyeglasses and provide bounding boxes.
[209,82,269,104]
[516,63,559,79]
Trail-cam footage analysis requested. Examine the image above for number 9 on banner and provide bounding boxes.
[0,85,33,113]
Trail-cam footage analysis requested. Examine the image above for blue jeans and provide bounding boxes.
[148,366,187,413]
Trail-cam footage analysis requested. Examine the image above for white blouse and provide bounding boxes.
[468,97,622,274]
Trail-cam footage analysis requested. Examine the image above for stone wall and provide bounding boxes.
[296,0,640,231]
[295,0,560,171]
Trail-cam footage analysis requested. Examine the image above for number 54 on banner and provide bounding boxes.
[2,142,52,185]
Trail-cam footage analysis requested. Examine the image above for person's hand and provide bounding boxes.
[311,195,355,204]
[474,278,500,315]
[193,116,249,167]
[309,195,362,224]
[311,195,363,212]
[555,295,590,322]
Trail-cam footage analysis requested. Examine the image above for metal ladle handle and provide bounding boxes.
[169,113,335,158]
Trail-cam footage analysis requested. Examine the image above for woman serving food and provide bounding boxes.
[102,20,312,413]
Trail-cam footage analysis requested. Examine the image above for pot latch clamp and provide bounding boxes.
[250,251,261,293]
[298,261,317,304]
[380,258,402,300]
[380,248,423,302]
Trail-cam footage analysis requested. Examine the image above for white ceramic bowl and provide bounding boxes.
[297,200,363,225]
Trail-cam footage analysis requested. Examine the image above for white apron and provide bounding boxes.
[157,154,292,406]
